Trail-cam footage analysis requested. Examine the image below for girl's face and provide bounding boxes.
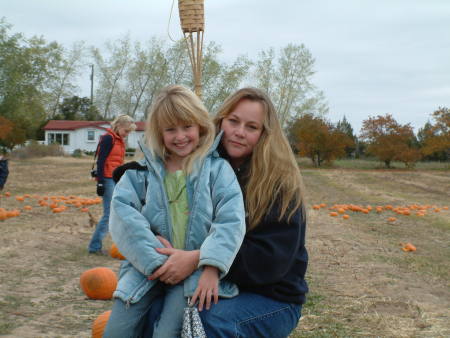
[117,126,132,138]
[220,99,264,167]
[162,122,200,161]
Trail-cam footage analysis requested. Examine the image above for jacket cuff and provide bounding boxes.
[198,258,228,279]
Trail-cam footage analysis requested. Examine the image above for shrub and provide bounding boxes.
[71,149,83,158]
[10,141,65,159]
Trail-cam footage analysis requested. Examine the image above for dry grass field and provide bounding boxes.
[0,157,449,337]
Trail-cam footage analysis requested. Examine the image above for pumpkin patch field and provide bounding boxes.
[0,157,449,337]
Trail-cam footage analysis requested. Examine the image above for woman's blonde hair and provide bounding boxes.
[146,85,215,173]
[214,87,305,229]
[111,115,137,134]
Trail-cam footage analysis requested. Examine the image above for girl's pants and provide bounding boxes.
[88,178,115,253]
[103,283,187,338]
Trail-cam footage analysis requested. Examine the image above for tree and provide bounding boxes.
[92,35,132,119]
[360,114,421,168]
[45,41,86,118]
[290,114,354,166]
[336,116,356,157]
[54,96,102,121]
[420,107,450,161]
[201,42,251,113]
[255,44,328,127]
[0,20,58,147]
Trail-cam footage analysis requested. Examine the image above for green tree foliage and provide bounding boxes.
[360,114,421,168]
[54,96,102,121]
[290,114,354,166]
[335,116,356,157]
[255,44,328,127]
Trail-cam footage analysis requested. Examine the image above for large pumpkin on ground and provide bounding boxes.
[92,310,111,338]
[80,267,117,300]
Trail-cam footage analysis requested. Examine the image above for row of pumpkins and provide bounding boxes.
[80,243,124,337]
[0,192,102,220]
[311,203,449,253]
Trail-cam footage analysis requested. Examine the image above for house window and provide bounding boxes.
[87,130,95,141]
[48,133,69,145]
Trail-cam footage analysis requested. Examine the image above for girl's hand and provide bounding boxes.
[190,266,219,311]
[148,249,199,284]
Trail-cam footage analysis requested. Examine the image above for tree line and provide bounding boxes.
[289,108,449,167]
[0,18,448,165]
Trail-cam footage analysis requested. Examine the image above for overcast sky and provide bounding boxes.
[2,0,449,132]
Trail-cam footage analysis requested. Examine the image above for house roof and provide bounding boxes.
[43,120,145,131]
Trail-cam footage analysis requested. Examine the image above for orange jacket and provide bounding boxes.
[101,129,126,179]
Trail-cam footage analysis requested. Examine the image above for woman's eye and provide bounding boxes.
[229,119,238,124]
[185,125,192,129]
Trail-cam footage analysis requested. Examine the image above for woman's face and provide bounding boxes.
[220,99,264,167]
[117,126,132,138]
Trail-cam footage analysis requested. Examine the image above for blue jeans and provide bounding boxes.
[199,291,302,338]
[103,283,164,338]
[88,178,115,252]
[104,283,186,338]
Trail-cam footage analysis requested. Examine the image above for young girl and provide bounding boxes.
[103,85,246,338]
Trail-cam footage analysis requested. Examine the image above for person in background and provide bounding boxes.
[0,153,9,191]
[87,114,136,254]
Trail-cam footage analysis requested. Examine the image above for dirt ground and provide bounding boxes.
[0,157,449,337]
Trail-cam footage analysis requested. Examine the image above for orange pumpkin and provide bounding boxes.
[80,267,117,300]
[342,214,349,220]
[109,243,126,260]
[402,243,416,252]
[92,310,112,338]
[329,212,338,217]
[388,217,397,222]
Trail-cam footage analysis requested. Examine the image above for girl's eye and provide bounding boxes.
[184,125,192,129]
[248,125,258,130]
[165,128,175,132]
[228,118,238,124]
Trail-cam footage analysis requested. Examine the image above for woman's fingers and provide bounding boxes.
[156,235,173,248]
[148,264,168,280]
[155,247,176,255]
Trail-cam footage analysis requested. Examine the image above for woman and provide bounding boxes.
[198,87,308,337]
[117,88,308,337]
[88,114,136,254]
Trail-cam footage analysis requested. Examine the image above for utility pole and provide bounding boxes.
[90,64,94,107]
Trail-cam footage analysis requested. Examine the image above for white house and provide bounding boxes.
[43,120,145,154]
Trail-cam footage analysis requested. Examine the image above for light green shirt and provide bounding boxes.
[164,170,188,249]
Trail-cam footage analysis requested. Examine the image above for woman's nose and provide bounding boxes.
[234,125,245,137]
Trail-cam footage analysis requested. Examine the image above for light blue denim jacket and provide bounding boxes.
[109,133,246,304]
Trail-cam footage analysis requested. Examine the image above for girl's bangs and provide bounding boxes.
[158,104,198,127]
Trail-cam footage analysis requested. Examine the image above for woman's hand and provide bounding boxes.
[148,247,200,284]
[190,266,219,311]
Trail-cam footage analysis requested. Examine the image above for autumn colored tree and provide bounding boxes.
[420,107,450,161]
[290,114,354,166]
[360,114,421,168]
